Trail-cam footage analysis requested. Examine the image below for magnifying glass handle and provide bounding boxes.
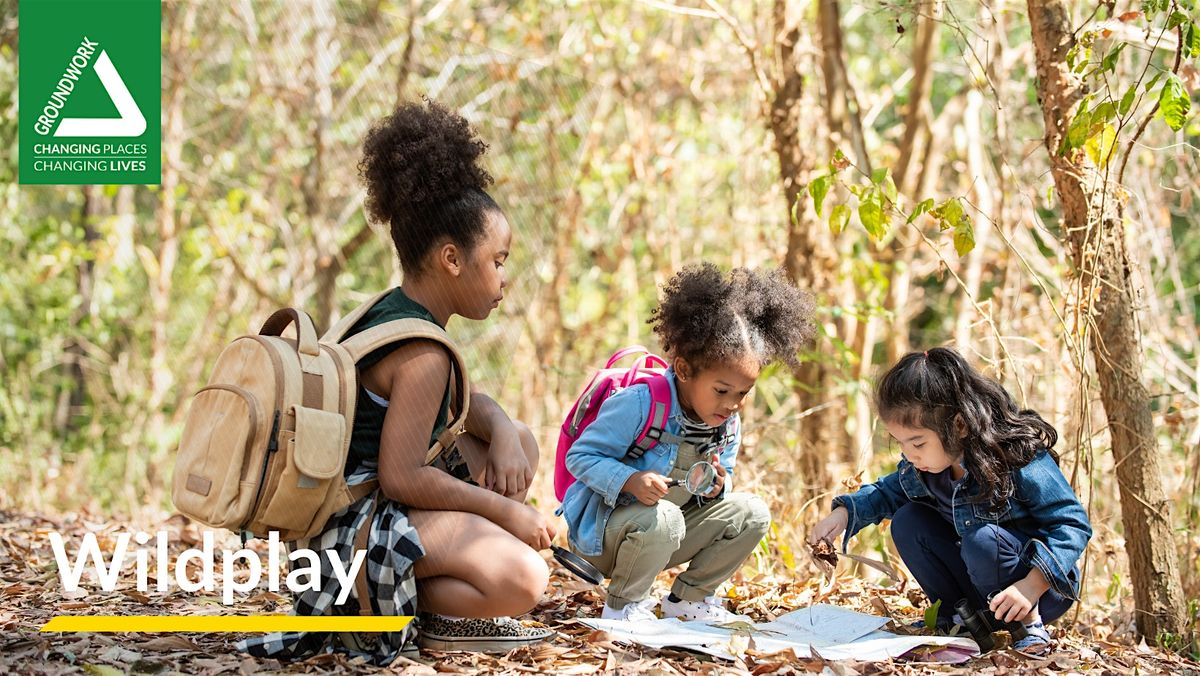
[665,478,682,487]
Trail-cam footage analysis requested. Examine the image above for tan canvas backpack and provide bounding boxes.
[172,289,469,543]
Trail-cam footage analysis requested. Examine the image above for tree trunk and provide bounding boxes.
[816,0,869,174]
[770,0,841,507]
[56,185,100,436]
[893,1,939,196]
[883,1,941,366]
[307,0,337,328]
[1026,0,1185,642]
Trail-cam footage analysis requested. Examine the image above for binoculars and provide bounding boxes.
[953,598,1028,652]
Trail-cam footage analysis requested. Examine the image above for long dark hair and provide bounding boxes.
[875,347,1058,505]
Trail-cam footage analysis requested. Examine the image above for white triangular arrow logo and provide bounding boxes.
[54,50,146,137]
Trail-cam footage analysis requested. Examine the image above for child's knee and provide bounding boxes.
[959,523,1007,561]
[728,493,771,536]
[628,501,686,547]
[502,546,550,613]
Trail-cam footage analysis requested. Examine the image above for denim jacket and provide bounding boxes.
[832,449,1092,601]
[559,368,742,556]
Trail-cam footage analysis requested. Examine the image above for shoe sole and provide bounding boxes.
[417,632,553,653]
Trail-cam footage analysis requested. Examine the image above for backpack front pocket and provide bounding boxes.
[172,385,262,529]
[258,405,346,533]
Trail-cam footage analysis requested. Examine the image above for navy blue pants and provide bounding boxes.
[890,502,1075,626]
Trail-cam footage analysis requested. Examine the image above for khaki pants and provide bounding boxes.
[575,492,771,609]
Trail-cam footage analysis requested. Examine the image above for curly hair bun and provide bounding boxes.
[649,263,816,370]
[358,99,500,272]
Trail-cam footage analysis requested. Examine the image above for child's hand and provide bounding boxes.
[990,569,1050,622]
[808,507,849,545]
[623,471,670,505]
[701,453,726,498]
[480,424,532,498]
[498,502,557,550]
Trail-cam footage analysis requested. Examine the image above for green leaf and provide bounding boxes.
[952,211,976,256]
[1144,71,1164,92]
[808,174,833,217]
[830,203,851,235]
[1065,43,1081,72]
[1092,100,1117,126]
[871,167,889,184]
[907,198,935,224]
[882,174,899,204]
[1159,74,1191,131]
[924,599,942,632]
[1119,86,1137,117]
[1168,9,1189,29]
[932,197,965,232]
[1072,46,1092,74]
[1186,23,1197,58]
[859,193,888,240]
[1085,123,1119,167]
[1101,43,1125,73]
[1061,96,1093,154]
[1029,224,1056,259]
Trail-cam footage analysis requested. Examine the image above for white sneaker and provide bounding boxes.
[600,596,659,621]
[660,594,748,622]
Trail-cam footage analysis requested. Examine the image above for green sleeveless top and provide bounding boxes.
[343,288,452,473]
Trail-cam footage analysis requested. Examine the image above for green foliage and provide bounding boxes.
[931,197,976,256]
[1159,74,1191,131]
[829,203,850,235]
[1063,4,1198,162]
[924,599,942,631]
[808,174,833,218]
[858,192,888,240]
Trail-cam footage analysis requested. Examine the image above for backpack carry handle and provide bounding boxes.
[621,353,669,387]
[260,308,320,358]
[606,346,668,370]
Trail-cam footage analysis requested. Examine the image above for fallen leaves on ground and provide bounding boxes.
[1,510,1195,674]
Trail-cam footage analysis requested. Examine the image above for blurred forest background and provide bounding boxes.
[2,0,1198,651]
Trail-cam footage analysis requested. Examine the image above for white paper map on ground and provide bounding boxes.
[578,603,978,662]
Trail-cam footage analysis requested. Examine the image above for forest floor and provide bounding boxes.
[2,510,1198,675]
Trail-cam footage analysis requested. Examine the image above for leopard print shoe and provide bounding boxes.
[416,614,555,653]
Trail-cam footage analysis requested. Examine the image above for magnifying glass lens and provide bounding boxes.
[551,545,604,585]
[683,461,717,494]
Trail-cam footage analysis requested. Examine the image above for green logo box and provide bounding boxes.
[19,0,161,185]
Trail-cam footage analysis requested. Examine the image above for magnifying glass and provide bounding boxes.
[666,460,718,495]
[550,545,604,584]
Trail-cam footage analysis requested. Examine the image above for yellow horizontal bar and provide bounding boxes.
[41,615,413,633]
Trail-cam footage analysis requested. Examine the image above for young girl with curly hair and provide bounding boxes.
[244,100,555,662]
[561,264,815,621]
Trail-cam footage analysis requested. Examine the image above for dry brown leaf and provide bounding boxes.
[585,629,611,643]
[138,635,202,652]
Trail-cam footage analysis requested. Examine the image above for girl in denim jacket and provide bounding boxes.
[809,347,1092,654]
[562,264,815,622]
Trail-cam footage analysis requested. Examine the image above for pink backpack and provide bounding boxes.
[554,346,675,501]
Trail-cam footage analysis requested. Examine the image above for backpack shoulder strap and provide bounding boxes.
[321,289,395,343]
[340,318,470,467]
[625,374,682,460]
